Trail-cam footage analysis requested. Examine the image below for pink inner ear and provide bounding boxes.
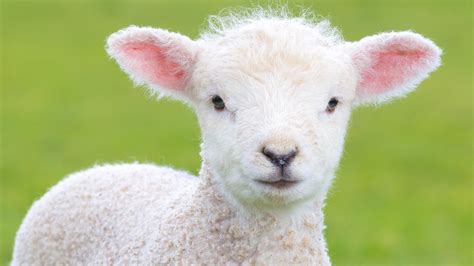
[358,42,431,95]
[121,42,187,90]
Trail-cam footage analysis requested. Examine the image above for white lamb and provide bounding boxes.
[12,8,441,265]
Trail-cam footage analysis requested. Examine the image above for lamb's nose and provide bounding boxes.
[262,147,297,168]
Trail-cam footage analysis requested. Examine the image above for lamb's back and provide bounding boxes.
[12,163,198,265]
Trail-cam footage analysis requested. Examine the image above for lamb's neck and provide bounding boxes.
[189,161,330,264]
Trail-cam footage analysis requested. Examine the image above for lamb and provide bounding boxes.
[12,8,441,265]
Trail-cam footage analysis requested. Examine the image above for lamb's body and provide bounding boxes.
[13,163,329,265]
[12,7,441,265]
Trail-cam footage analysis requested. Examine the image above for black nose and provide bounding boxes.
[262,147,297,168]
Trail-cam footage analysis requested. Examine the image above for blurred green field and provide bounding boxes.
[1,0,472,264]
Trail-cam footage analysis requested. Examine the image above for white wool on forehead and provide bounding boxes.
[199,6,344,45]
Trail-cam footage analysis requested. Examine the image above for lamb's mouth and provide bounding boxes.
[256,179,301,189]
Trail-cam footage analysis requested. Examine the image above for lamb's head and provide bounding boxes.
[106,12,441,212]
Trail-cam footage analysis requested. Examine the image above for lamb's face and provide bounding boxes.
[107,16,441,212]
[192,35,357,209]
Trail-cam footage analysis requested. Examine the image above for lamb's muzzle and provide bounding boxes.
[262,146,298,168]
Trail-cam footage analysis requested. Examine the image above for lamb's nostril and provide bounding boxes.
[262,147,297,168]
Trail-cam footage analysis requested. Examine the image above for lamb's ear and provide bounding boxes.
[106,26,198,99]
[348,31,442,105]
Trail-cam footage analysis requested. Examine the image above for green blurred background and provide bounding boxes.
[1,0,472,264]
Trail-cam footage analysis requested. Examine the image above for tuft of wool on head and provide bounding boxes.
[200,6,343,45]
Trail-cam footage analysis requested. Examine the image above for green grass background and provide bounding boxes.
[1,0,472,264]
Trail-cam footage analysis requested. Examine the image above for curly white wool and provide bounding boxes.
[13,162,329,264]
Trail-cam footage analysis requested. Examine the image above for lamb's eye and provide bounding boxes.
[211,95,225,111]
[326,97,339,113]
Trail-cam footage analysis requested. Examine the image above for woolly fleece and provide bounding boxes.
[13,163,329,265]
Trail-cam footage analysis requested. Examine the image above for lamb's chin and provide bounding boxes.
[255,179,301,189]
[244,183,312,209]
